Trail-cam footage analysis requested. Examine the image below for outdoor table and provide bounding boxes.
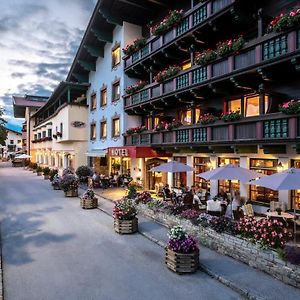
[264,211,294,220]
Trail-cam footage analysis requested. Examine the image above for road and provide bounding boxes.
[0,163,242,300]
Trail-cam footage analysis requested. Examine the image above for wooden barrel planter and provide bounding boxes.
[80,197,98,209]
[64,189,78,197]
[114,217,138,234]
[165,248,199,274]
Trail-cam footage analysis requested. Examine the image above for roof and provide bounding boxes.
[5,126,22,135]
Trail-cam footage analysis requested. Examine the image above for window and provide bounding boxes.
[100,121,107,139]
[244,96,259,117]
[154,117,159,128]
[180,109,192,125]
[34,134,37,140]
[112,45,121,68]
[182,61,191,70]
[17,140,21,144]
[48,129,52,137]
[112,118,120,137]
[173,157,187,187]
[195,107,201,123]
[112,81,120,102]
[10,140,14,144]
[100,88,107,107]
[249,159,279,204]
[42,131,46,138]
[38,133,41,139]
[90,123,96,140]
[60,123,63,135]
[90,93,97,111]
[218,157,240,193]
[291,160,300,210]
[228,99,241,113]
[194,157,210,189]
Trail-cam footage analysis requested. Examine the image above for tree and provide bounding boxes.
[0,107,7,146]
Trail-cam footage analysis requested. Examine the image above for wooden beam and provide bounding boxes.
[91,28,113,43]
[72,73,89,83]
[78,60,96,72]
[99,9,123,26]
[84,45,104,58]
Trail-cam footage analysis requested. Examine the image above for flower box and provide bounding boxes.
[80,197,98,209]
[64,189,78,197]
[165,248,199,274]
[114,217,138,234]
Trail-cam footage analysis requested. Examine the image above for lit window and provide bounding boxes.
[195,107,201,123]
[90,123,96,140]
[264,95,269,114]
[112,118,120,137]
[100,121,107,139]
[244,96,259,117]
[112,81,120,102]
[180,109,192,125]
[154,117,159,127]
[112,45,121,68]
[182,62,191,70]
[228,99,241,112]
[100,89,107,107]
[90,93,97,111]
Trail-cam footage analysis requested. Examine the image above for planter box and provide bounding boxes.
[114,217,138,234]
[52,185,61,190]
[64,189,78,197]
[80,197,98,209]
[44,175,49,180]
[165,248,199,274]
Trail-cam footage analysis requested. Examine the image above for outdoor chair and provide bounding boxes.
[182,193,194,209]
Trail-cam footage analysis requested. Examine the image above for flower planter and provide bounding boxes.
[44,175,49,180]
[37,172,42,176]
[80,197,98,209]
[114,217,138,234]
[64,189,78,197]
[165,248,199,274]
[52,184,61,190]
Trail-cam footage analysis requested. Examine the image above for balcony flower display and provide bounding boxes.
[165,119,182,130]
[279,99,300,114]
[268,8,300,33]
[194,49,217,66]
[198,113,218,125]
[122,38,147,56]
[236,217,292,249]
[216,36,245,57]
[154,65,181,83]
[221,110,242,122]
[150,9,183,36]
[126,125,147,135]
[125,80,148,95]
[154,121,167,131]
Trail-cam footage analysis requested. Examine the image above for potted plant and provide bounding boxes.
[52,174,61,190]
[198,113,218,125]
[127,181,142,199]
[279,100,300,114]
[268,8,300,33]
[221,110,242,122]
[153,65,181,83]
[80,188,98,209]
[36,166,43,176]
[49,169,58,182]
[113,198,138,234]
[76,165,92,183]
[60,174,79,197]
[32,163,38,173]
[165,225,199,274]
[43,167,51,180]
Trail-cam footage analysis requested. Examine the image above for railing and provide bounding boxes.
[124,113,300,146]
[124,29,300,108]
[124,0,235,69]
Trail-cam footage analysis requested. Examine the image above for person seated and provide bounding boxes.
[92,172,99,181]
[163,184,172,198]
[207,197,222,216]
[217,188,228,202]
[232,190,242,210]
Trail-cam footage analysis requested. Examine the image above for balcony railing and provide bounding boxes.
[124,29,300,109]
[124,113,300,146]
[124,0,235,69]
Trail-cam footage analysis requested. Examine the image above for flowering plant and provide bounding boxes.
[167,225,198,254]
[194,49,217,66]
[122,38,147,56]
[43,167,51,176]
[126,125,147,135]
[135,191,153,204]
[236,217,292,249]
[180,209,200,220]
[198,213,214,227]
[51,174,61,186]
[216,36,245,57]
[150,10,183,36]
[127,181,142,199]
[125,80,148,95]
[279,99,300,114]
[113,198,136,220]
[49,169,58,181]
[153,65,181,83]
[221,110,242,122]
[60,174,79,192]
[81,188,96,200]
[154,121,167,131]
[165,119,182,130]
[268,8,300,33]
[198,113,218,125]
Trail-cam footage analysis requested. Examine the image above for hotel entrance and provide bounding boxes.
[145,158,168,191]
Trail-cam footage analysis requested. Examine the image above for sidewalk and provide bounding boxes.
[92,190,300,300]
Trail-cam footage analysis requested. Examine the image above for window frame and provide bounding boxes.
[100,120,107,139]
[90,123,97,141]
[111,43,121,69]
[100,87,107,107]
[90,93,97,111]
[112,117,120,138]
[112,80,120,102]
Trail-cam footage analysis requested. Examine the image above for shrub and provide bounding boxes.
[43,167,50,176]
[32,163,38,169]
[49,169,58,181]
[60,174,79,192]
[51,174,61,186]
[127,181,142,199]
[36,166,43,173]
[198,213,214,227]
[209,216,237,234]
[76,165,92,182]
[62,168,74,176]
[113,198,136,220]
[284,244,300,265]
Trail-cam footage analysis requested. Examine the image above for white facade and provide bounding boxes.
[3,129,22,157]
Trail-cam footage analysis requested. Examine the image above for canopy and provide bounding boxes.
[196,164,263,183]
[15,154,31,159]
[149,160,195,173]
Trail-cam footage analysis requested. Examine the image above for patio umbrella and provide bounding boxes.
[15,154,31,159]
[149,160,195,173]
[249,168,300,243]
[196,164,263,183]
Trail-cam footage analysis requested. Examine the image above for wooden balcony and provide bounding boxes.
[124,28,300,110]
[124,0,235,70]
[124,113,300,147]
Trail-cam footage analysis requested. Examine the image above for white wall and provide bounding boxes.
[5,129,22,154]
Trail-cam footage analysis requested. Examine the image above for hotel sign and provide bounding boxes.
[109,148,129,157]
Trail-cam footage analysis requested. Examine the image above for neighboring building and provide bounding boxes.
[3,127,22,158]
[30,81,90,171]
[66,0,170,180]
[13,94,48,158]
[120,0,300,211]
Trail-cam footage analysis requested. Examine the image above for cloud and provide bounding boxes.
[11,72,26,79]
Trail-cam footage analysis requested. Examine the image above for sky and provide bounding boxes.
[0,0,97,130]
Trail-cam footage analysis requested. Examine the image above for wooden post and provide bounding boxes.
[288,117,297,139]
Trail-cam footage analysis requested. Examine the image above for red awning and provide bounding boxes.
[108,146,170,158]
